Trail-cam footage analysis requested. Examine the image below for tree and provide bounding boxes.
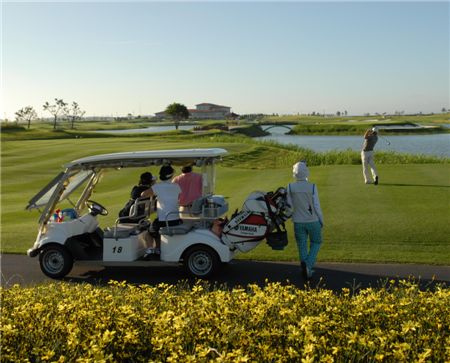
[43,98,67,129]
[65,102,85,129]
[336,111,341,116]
[165,102,190,130]
[442,107,447,113]
[15,106,37,129]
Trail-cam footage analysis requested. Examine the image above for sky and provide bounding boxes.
[1,1,449,119]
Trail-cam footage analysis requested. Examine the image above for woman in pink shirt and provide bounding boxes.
[172,166,203,207]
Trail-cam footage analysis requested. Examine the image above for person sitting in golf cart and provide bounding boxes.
[118,171,156,223]
[141,165,183,238]
[172,165,203,208]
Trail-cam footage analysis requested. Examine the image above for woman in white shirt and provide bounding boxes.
[141,165,182,232]
[287,161,324,280]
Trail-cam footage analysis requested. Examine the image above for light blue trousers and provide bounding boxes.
[293,221,323,270]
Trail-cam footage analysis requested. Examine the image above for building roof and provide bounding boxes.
[196,103,230,108]
[189,109,229,113]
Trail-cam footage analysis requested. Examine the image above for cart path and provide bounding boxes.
[1,254,449,291]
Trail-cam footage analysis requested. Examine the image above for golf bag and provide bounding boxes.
[221,187,292,252]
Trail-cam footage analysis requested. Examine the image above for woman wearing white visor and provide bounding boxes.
[287,161,324,280]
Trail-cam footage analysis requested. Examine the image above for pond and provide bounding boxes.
[259,125,450,157]
[95,124,449,157]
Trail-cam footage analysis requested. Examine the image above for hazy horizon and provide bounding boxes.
[2,1,449,120]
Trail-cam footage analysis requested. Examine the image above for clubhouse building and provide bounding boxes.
[155,103,233,120]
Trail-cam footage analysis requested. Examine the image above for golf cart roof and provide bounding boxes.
[66,148,228,170]
[26,148,227,211]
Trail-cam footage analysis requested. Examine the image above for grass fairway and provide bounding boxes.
[1,136,449,264]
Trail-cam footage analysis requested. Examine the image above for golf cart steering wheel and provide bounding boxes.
[86,200,108,216]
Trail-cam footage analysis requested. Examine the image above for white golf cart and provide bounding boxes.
[26,148,291,279]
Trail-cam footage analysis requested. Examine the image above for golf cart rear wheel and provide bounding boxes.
[39,245,73,279]
[184,245,220,279]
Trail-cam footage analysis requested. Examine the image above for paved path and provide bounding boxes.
[1,254,449,291]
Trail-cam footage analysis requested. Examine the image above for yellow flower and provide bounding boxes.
[347,331,359,345]
[401,320,419,334]
[417,348,432,363]
[41,350,55,361]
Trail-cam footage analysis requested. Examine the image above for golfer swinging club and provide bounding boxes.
[361,126,379,185]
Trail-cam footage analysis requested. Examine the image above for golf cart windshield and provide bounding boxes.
[26,169,94,211]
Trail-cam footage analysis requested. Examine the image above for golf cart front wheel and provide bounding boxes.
[184,245,220,279]
[39,245,73,279]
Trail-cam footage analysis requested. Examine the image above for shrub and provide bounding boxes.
[0,123,26,132]
[289,123,448,135]
[1,281,449,362]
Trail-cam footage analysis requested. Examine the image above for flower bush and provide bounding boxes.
[1,280,448,362]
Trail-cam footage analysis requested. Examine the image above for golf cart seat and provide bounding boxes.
[178,196,206,219]
[105,198,152,239]
[117,198,152,224]
[160,222,193,236]
[103,224,142,239]
[189,196,207,215]
[158,210,194,235]
[188,195,229,219]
